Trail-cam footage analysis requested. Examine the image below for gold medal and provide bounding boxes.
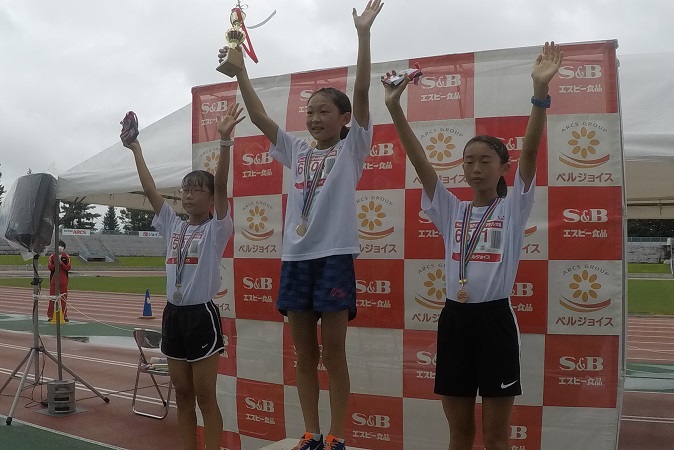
[457,287,468,303]
[296,223,307,237]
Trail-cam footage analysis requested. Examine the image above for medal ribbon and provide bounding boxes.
[175,220,209,288]
[458,197,501,283]
[300,145,335,221]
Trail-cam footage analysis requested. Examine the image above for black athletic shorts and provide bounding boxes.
[434,298,521,397]
[161,300,224,362]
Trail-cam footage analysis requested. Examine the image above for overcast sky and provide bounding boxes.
[2,0,673,204]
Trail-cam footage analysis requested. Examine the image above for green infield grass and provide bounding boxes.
[0,276,166,295]
[0,254,165,268]
[628,279,674,315]
[628,263,671,274]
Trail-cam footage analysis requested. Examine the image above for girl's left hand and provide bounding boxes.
[532,41,563,86]
[217,103,246,139]
[353,0,384,32]
[381,71,410,108]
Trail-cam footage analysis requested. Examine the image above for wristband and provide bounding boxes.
[219,139,234,147]
[531,95,551,108]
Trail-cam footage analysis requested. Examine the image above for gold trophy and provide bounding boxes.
[217,8,246,77]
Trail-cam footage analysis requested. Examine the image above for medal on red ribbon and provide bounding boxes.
[174,220,209,302]
[457,197,501,302]
[296,144,336,237]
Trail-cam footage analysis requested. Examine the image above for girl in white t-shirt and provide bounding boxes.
[218,2,383,449]
[383,42,563,450]
[124,104,242,450]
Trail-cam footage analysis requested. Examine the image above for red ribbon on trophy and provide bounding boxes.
[230,3,276,64]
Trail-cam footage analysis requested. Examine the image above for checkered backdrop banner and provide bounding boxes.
[190,40,625,450]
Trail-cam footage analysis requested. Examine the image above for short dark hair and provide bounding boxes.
[58,240,66,249]
[464,135,510,198]
[182,170,214,194]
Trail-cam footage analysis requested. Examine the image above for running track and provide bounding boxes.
[0,286,673,449]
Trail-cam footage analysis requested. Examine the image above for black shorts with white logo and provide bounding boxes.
[434,298,521,398]
[161,300,224,362]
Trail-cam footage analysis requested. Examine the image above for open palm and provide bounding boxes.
[532,41,563,85]
[217,103,245,137]
[353,0,384,32]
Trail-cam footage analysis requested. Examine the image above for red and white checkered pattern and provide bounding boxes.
[192,40,623,450]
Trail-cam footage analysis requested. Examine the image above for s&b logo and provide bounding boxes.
[242,152,273,166]
[419,74,462,89]
[416,351,437,366]
[563,209,608,223]
[244,397,275,413]
[201,100,229,114]
[242,277,273,290]
[511,282,534,297]
[559,356,604,371]
[370,143,394,157]
[352,413,391,428]
[356,280,391,294]
[558,65,603,79]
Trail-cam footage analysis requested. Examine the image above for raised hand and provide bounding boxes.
[532,41,563,86]
[381,70,410,108]
[353,0,384,33]
[217,102,246,138]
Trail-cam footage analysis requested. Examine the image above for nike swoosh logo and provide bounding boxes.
[201,343,209,349]
[501,380,518,389]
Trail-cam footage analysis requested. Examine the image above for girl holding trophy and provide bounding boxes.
[382,42,562,449]
[218,1,383,449]
[123,104,243,450]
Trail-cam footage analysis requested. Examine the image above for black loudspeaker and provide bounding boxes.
[4,173,57,254]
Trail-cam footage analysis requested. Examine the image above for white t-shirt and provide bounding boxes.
[152,201,233,306]
[270,116,373,261]
[422,168,535,303]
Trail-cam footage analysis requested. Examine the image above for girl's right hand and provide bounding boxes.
[382,71,410,108]
[218,47,246,71]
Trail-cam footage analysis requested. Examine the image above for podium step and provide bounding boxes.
[258,439,369,450]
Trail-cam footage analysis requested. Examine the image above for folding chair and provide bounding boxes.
[132,328,172,419]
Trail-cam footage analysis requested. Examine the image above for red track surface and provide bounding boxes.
[0,286,673,449]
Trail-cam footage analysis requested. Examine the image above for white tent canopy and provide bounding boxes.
[620,52,674,218]
[55,104,192,214]
[55,52,674,219]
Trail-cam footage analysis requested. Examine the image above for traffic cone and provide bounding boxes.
[50,308,65,324]
[139,289,155,319]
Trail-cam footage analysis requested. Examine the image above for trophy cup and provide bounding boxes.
[217,9,247,77]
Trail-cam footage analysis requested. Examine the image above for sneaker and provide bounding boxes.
[292,432,324,450]
[325,435,345,450]
[120,111,139,145]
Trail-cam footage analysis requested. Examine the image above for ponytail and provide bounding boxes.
[497,176,507,198]
[340,126,350,139]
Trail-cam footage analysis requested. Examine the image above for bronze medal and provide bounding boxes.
[457,287,468,303]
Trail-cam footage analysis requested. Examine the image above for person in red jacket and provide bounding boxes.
[47,240,71,322]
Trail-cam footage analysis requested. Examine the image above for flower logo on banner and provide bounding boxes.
[569,127,599,158]
[561,269,611,313]
[203,151,220,174]
[424,132,462,171]
[415,268,446,310]
[358,200,394,240]
[559,125,609,169]
[242,205,273,241]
